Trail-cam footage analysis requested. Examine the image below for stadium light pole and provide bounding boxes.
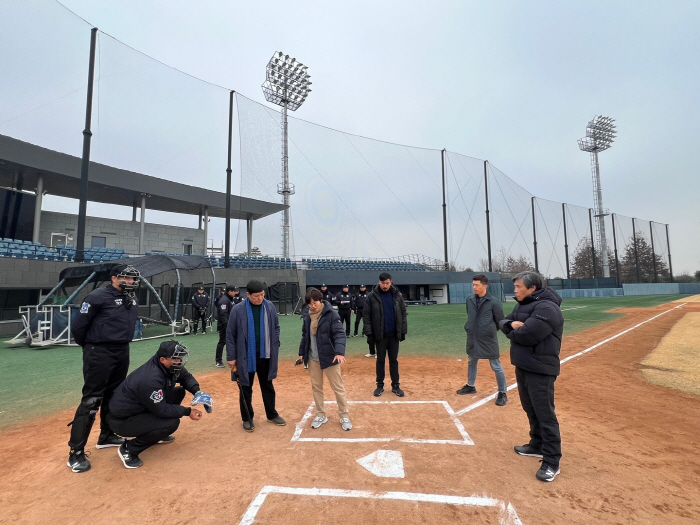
[261,52,312,259]
[578,115,616,279]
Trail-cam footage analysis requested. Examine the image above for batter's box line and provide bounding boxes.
[238,486,523,525]
[291,400,474,445]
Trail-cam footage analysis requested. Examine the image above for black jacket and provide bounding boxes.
[109,354,200,419]
[192,292,210,310]
[362,284,407,343]
[232,294,243,305]
[336,291,353,310]
[354,291,368,310]
[499,287,564,376]
[217,294,233,325]
[72,284,138,347]
[298,301,346,369]
[465,293,504,359]
[322,289,334,305]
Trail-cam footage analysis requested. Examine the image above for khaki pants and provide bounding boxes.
[307,359,349,418]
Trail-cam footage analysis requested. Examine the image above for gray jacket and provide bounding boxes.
[464,293,504,359]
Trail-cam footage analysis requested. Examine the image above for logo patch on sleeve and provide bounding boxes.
[80,302,90,314]
[150,389,164,403]
[114,298,123,305]
[221,304,227,310]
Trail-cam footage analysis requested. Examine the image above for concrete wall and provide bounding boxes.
[623,283,700,295]
[39,211,205,255]
[556,288,625,299]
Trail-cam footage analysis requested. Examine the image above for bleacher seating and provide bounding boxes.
[0,238,131,263]
[303,257,427,271]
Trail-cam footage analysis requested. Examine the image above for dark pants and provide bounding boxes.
[338,308,352,336]
[515,367,562,468]
[239,357,278,422]
[215,323,227,363]
[353,308,364,336]
[375,335,400,387]
[68,344,130,450]
[192,309,207,333]
[108,387,184,456]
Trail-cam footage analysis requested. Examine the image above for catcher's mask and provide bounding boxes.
[111,264,141,295]
[157,340,189,380]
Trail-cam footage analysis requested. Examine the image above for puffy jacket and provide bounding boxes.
[354,291,368,310]
[465,293,504,359]
[109,354,200,419]
[298,301,346,369]
[72,284,138,347]
[336,291,353,310]
[499,287,564,376]
[362,284,407,343]
[217,294,233,325]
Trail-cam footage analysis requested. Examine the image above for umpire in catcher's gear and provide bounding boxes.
[336,285,353,337]
[107,340,211,469]
[191,285,210,335]
[66,264,140,473]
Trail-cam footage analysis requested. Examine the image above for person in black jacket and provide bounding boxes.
[320,284,334,305]
[231,286,243,305]
[499,271,564,483]
[191,286,209,335]
[336,285,353,337]
[213,287,226,322]
[296,288,351,431]
[355,284,375,357]
[107,340,210,469]
[215,285,237,367]
[66,264,140,474]
[363,273,407,397]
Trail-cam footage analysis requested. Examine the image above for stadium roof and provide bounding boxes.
[0,134,285,220]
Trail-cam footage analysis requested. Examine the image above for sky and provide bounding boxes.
[2,0,699,274]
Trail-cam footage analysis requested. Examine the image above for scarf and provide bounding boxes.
[309,304,324,335]
[246,299,268,373]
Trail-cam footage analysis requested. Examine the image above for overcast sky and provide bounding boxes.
[3,1,699,274]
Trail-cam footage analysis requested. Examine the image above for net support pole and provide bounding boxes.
[203,206,209,257]
[649,222,658,283]
[666,224,674,282]
[531,197,538,272]
[484,161,492,272]
[589,208,597,279]
[76,27,98,263]
[441,149,448,270]
[611,213,621,285]
[632,218,641,283]
[225,90,234,269]
[139,194,146,255]
[562,203,570,280]
[32,175,43,243]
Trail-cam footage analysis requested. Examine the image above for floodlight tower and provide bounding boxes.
[261,51,312,259]
[578,116,616,278]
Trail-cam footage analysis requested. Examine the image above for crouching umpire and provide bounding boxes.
[107,340,213,469]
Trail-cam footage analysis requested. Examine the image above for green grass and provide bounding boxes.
[0,294,687,428]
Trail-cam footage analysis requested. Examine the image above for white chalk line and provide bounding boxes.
[560,305,588,311]
[455,302,687,416]
[238,486,523,525]
[291,400,473,445]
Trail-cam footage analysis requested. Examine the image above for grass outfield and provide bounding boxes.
[0,294,685,428]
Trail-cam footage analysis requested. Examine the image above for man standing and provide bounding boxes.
[231,286,243,306]
[66,264,140,473]
[191,285,209,335]
[457,274,507,406]
[226,280,286,432]
[363,272,407,397]
[107,340,211,469]
[336,285,353,337]
[320,284,334,305]
[354,284,375,357]
[499,271,564,482]
[215,285,237,368]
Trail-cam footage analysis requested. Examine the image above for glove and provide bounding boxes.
[199,308,206,315]
[191,390,213,413]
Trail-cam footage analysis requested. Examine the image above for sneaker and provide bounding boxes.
[495,392,508,406]
[311,415,328,429]
[536,462,560,482]
[340,418,352,431]
[365,353,374,358]
[267,416,286,426]
[67,450,91,473]
[456,384,477,395]
[96,432,125,449]
[118,443,143,469]
[304,363,309,369]
[243,420,255,432]
[215,361,225,368]
[202,331,207,335]
[373,386,384,397]
[392,386,405,397]
[514,444,543,458]
[192,332,197,336]
[352,333,358,337]
[157,435,175,444]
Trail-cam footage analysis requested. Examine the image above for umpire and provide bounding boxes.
[336,285,353,337]
[191,285,210,335]
[215,285,237,368]
[66,264,140,473]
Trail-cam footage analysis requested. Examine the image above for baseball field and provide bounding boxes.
[1,293,699,524]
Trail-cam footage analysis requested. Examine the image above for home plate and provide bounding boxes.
[356,450,405,478]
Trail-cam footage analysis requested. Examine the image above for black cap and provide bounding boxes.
[110,264,127,277]
[197,285,204,290]
[321,283,327,287]
[343,284,349,288]
[157,340,180,358]
[225,285,237,292]
[360,284,366,288]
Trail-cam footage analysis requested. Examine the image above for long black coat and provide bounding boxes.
[362,285,407,343]
[465,293,504,359]
[499,287,564,376]
[298,301,346,369]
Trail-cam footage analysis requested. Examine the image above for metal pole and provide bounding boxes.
[562,203,570,280]
[203,206,209,257]
[247,217,253,256]
[63,272,97,305]
[592,150,610,278]
[441,149,448,270]
[32,175,43,243]
[225,91,234,269]
[589,208,597,279]
[139,194,146,255]
[282,100,290,259]
[649,222,658,283]
[531,197,538,272]
[484,161,492,272]
[38,278,66,307]
[632,218,641,283]
[611,213,621,285]
[76,27,98,263]
[666,224,674,282]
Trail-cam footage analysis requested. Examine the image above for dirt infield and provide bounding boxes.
[2,299,700,524]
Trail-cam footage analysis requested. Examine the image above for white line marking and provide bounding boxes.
[238,486,523,525]
[291,400,473,445]
[560,305,588,311]
[455,302,687,416]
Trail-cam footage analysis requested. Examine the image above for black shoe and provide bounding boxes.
[118,443,143,469]
[536,462,560,482]
[373,386,384,397]
[495,392,508,406]
[456,384,477,395]
[96,432,125,449]
[514,444,543,458]
[392,385,405,397]
[243,420,255,432]
[215,361,225,368]
[157,435,175,444]
[67,449,91,473]
[267,416,286,426]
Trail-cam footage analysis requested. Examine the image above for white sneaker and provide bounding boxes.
[365,353,374,358]
[340,418,352,431]
[311,415,328,429]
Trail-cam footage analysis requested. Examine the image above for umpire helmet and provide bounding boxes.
[157,340,189,380]
[111,264,141,293]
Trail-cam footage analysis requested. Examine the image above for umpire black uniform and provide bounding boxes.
[321,284,334,305]
[67,264,140,473]
[336,285,353,337]
[215,286,236,367]
[191,287,210,335]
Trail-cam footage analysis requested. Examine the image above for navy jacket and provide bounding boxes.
[362,284,407,342]
[217,294,233,325]
[465,293,504,359]
[192,292,210,310]
[499,287,564,376]
[72,284,138,347]
[109,354,200,419]
[298,301,346,369]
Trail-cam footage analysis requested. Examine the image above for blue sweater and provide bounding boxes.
[380,290,395,334]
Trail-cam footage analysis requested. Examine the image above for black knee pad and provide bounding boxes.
[80,396,103,415]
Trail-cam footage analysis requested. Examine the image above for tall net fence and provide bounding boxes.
[533,198,567,279]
